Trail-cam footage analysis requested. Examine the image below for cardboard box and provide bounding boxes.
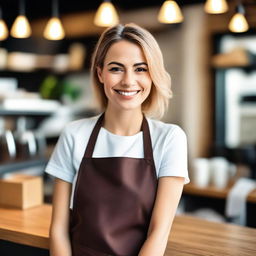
[0,174,43,209]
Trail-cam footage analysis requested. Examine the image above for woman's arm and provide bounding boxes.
[138,176,184,256]
[49,178,72,256]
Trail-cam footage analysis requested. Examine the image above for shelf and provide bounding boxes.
[0,109,54,116]
[0,98,60,116]
[212,64,256,71]
[0,158,48,177]
[183,182,256,203]
[0,69,84,76]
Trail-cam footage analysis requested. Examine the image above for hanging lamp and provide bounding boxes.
[94,0,119,27]
[44,0,65,40]
[0,6,8,40]
[10,0,31,38]
[228,2,249,33]
[158,0,183,24]
[204,0,229,14]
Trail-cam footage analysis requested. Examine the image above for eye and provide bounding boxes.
[109,66,123,72]
[135,67,148,72]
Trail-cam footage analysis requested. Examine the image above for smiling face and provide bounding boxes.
[97,40,152,113]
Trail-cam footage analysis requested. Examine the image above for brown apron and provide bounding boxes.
[69,113,158,256]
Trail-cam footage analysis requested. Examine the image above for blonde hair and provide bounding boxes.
[91,23,172,119]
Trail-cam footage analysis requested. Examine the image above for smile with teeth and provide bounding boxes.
[114,90,140,96]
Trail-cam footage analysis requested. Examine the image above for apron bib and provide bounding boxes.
[70,113,158,256]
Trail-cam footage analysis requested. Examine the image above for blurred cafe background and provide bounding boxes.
[0,0,256,233]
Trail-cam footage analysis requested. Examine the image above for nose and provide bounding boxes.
[121,70,136,87]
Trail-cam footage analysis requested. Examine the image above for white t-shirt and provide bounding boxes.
[45,114,190,208]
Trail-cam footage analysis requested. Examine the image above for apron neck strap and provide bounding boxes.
[84,112,154,160]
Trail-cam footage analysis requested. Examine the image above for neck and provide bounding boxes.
[103,107,144,136]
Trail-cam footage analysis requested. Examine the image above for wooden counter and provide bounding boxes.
[184,182,256,203]
[0,204,50,249]
[0,204,256,255]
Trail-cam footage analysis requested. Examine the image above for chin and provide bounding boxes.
[116,103,142,112]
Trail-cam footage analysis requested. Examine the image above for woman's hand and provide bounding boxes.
[49,178,72,256]
[138,176,185,256]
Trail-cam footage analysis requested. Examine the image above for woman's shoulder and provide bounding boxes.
[62,114,101,136]
[147,117,186,139]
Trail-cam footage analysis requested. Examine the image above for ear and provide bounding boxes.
[97,67,104,83]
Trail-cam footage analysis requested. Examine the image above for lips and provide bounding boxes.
[114,89,141,96]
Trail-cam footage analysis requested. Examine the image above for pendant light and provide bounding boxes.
[204,0,228,14]
[44,0,65,40]
[158,0,183,24]
[94,0,119,27]
[0,6,8,40]
[10,0,31,38]
[228,2,249,33]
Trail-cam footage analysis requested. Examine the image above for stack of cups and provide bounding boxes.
[193,157,235,189]
[210,157,231,189]
[192,158,210,188]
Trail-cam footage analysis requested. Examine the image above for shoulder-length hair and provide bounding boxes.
[91,23,172,119]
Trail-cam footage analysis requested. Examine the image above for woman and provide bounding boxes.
[45,23,189,256]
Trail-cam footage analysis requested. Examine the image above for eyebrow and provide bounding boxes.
[107,61,148,67]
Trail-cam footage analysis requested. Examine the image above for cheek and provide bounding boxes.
[142,73,152,86]
[143,77,152,90]
[104,74,121,88]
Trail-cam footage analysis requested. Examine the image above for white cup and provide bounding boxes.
[192,158,211,187]
[210,157,230,189]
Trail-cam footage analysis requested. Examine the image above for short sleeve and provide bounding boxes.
[158,126,190,184]
[44,125,75,183]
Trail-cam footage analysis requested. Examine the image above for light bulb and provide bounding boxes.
[44,17,65,40]
[94,1,119,27]
[0,19,8,40]
[10,15,31,38]
[229,13,249,33]
[204,0,228,14]
[158,0,183,24]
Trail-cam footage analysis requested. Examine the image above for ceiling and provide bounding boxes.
[1,0,205,25]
